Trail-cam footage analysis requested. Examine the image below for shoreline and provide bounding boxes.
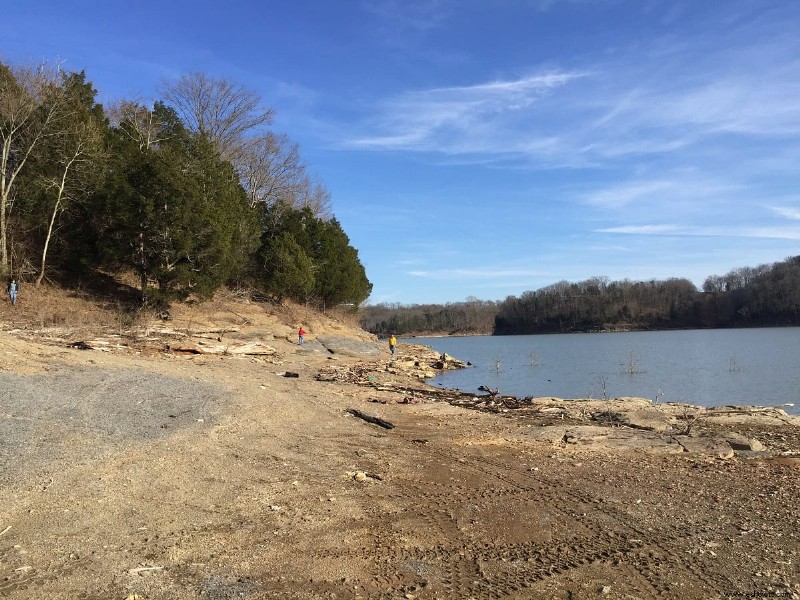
[1,313,799,598]
[391,322,800,339]
[372,343,800,458]
[399,331,800,418]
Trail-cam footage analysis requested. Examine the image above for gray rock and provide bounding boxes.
[295,339,328,353]
[522,425,759,455]
[724,432,766,452]
[316,335,382,357]
[524,425,682,452]
[673,436,733,456]
[620,408,677,432]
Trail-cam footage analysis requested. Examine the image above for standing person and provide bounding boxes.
[389,334,397,355]
[298,326,306,345]
[7,279,17,306]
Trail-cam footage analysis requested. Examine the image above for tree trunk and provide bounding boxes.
[37,155,75,286]
[1,138,14,275]
[36,201,59,286]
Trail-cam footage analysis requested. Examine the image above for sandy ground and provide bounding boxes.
[1,297,799,600]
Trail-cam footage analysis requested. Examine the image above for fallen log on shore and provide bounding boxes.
[346,408,395,430]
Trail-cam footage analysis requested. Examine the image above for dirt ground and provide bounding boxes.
[1,293,799,599]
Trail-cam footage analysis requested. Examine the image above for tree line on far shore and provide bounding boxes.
[359,255,800,336]
[1,61,371,309]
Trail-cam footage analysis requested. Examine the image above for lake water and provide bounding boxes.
[406,328,800,416]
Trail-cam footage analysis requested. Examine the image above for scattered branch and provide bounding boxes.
[346,408,395,430]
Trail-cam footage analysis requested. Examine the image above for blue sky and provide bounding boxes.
[4,0,800,305]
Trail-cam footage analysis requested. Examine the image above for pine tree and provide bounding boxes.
[97,103,256,305]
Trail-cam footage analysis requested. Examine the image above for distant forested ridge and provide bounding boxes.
[360,297,500,337]
[0,61,371,309]
[360,256,800,336]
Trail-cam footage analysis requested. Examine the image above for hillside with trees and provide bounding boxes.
[360,297,500,337]
[360,256,800,336]
[1,61,371,310]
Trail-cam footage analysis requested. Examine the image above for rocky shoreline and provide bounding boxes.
[315,343,800,461]
[2,296,799,598]
[7,310,800,460]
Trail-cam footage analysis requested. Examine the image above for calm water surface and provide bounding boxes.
[407,328,800,416]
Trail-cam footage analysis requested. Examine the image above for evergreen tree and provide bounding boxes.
[97,103,255,304]
[312,218,371,308]
[256,203,371,307]
[261,231,314,302]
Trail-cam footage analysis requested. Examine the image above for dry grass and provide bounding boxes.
[0,283,165,340]
[0,281,375,344]
[327,304,365,329]
[2,284,113,330]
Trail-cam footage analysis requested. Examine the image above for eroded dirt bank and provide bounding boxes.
[1,297,799,600]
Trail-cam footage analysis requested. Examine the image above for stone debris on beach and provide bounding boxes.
[313,345,799,458]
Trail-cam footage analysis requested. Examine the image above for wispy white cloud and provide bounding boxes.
[346,56,800,164]
[770,206,800,220]
[582,180,676,210]
[597,224,800,240]
[597,224,682,235]
[595,73,800,142]
[339,10,800,169]
[345,71,587,154]
[743,227,800,240]
[360,0,454,32]
[409,267,547,280]
[581,177,740,213]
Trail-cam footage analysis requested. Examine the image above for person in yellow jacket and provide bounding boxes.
[389,335,397,355]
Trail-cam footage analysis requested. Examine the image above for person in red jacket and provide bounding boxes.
[298,327,306,345]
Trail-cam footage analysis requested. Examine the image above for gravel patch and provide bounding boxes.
[0,366,226,484]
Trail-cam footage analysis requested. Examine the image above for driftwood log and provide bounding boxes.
[69,341,93,350]
[346,408,395,430]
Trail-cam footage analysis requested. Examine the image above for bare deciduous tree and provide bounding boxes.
[107,100,172,151]
[161,72,274,161]
[161,72,334,219]
[36,119,103,285]
[237,134,333,218]
[0,61,68,275]
[294,174,333,219]
[236,132,304,208]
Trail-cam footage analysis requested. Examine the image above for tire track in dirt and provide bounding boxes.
[410,439,761,598]
[291,422,656,599]
[362,431,708,597]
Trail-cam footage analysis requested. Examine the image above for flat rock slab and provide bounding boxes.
[723,432,766,451]
[523,425,676,448]
[171,341,277,355]
[704,407,800,427]
[523,425,765,456]
[615,407,676,431]
[295,339,329,353]
[673,435,735,457]
[316,335,382,357]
